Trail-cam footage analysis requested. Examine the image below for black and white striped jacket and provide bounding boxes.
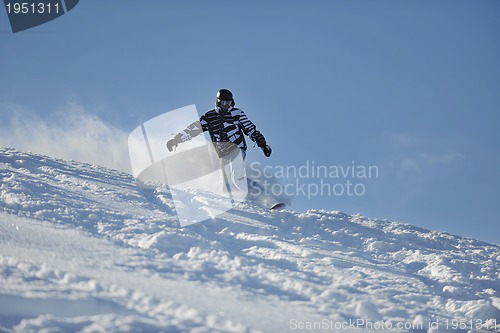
[178,107,265,157]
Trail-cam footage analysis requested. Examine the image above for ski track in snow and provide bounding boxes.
[0,147,499,332]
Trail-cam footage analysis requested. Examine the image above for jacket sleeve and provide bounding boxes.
[177,115,208,142]
[237,110,259,140]
[238,110,267,145]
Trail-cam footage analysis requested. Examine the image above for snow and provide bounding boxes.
[0,147,499,332]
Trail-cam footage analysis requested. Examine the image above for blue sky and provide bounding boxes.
[1,0,499,244]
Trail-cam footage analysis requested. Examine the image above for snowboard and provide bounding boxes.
[270,202,286,210]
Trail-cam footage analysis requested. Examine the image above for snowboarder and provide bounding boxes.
[165,89,284,209]
[166,89,272,159]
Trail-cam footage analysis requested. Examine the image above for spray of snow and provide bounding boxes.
[0,101,130,173]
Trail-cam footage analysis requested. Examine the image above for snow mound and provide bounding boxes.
[1,147,499,332]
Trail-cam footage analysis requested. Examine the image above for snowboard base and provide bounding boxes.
[270,203,286,211]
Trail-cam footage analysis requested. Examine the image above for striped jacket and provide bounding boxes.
[178,107,264,157]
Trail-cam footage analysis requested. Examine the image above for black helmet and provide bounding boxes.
[216,89,235,107]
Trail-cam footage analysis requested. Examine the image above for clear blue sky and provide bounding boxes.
[1,0,499,244]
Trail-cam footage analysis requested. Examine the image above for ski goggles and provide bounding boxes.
[219,100,232,106]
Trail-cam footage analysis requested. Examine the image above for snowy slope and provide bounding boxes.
[0,147,499,332]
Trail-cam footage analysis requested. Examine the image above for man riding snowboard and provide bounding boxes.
[166,89,280,206]
[166,89,272,159]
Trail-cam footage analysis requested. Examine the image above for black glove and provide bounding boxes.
[262,145,272,157]
[253,131,266,148]
[253,131,271,157]
[166,134,182,152]
[256,137,266,148]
